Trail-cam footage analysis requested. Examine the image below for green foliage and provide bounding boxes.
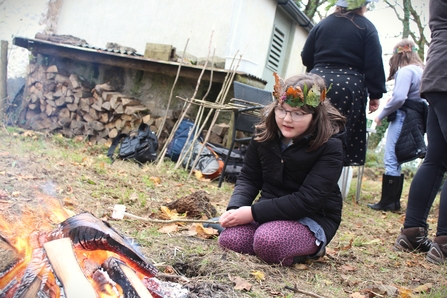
[346,0,367,9]
[368,118,389,150]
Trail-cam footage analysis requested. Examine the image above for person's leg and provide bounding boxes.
[404,98,447,228]
[424,93,447,264]
[252,221,319,266]
[218,222,259,255]
[396,93,447,253]
[368,111,405,210]
[384,110,405,176]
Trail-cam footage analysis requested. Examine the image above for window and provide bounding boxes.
[266,26,285,72]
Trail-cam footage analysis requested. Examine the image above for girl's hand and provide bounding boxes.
[374,116,381,126]
[219,206,254,228]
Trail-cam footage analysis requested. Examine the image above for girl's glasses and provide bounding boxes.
[274,106,311,122]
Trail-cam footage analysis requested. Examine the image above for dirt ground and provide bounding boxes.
[0,128,446,298]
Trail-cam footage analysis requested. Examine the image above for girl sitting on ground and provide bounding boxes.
[218,73,346,266]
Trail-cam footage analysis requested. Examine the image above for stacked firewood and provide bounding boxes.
[24,64,153,144]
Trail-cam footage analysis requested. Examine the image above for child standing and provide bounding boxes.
[218,73,346,266]
[368,39,427,211]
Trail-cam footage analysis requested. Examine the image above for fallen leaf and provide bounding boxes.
[63,197,74,206]
[251,270,265,282]
[150,176,161,184]
[293,263,309,270]
[326,247,338,257]
[22,130,35,137]
[228,274,252,291]
[160,206,185,220]
[194,171,203,180]
[164,265,175,274]
[397,286,412,298]
[349,292,365,298]
[340,264,356,272]
[158,224,179,234]
[341,238,353,251]
[413,283,432,293]
[192,223,218,239]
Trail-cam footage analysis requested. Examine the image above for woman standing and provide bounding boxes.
[368,39,427,211]
[394,0,447,265]
[301,0,386,166]
[218,73,346,266]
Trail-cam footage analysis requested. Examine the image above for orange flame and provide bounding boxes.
[1,193,153,297]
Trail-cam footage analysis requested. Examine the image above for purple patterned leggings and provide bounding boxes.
[218,220,319,266]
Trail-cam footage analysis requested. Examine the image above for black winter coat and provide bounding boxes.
[226,133,344,245]
[395,100,428,164]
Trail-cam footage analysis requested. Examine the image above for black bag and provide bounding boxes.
[107,123,158,164]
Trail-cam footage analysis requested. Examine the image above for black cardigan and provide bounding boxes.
[226,133,344,245]
[301,13,386,100]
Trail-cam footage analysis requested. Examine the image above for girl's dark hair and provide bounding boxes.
[254,73,346,151]
[388,39,424,81]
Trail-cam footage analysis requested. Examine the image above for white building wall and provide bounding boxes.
[285,23,309,78]
[55,0,278,77]
[1,0,308,83]
[0,0,51,78]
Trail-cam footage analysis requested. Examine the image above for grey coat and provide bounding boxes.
[420,0,447,95]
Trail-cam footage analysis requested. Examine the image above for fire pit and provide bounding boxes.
[0,211,188,297]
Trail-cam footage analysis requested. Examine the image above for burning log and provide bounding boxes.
[1,211,190,297]
[103,257,153,298]
[44,237,97,298]
[1,232,60,298]
[48,212,158,278]
[0,235,20,279]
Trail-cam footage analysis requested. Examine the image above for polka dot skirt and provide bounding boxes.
[312,64,368,166]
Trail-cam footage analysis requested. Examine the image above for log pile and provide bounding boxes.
[23,63,154,145]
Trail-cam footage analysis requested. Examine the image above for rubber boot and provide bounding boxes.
[368,174,401,211]
[394,174,405,210]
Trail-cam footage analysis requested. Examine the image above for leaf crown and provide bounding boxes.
[393,45,418,54]
[272,72,330,108]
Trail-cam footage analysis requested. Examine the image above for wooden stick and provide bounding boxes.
[44,238,97,298]
[110,208,219,224]
[156,38,189,139]
[284,284,325,298]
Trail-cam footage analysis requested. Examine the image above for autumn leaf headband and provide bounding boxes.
[394,44,418,54]
[272,72,330,108]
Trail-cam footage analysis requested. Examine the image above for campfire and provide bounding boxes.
[0,200,188,298]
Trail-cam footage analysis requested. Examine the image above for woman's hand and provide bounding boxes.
[219,206,254,228]
[368,99,380,114]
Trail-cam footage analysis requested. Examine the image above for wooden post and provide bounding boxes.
[0,40,8,121]
[44,238,97,298]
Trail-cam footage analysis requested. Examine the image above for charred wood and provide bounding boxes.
[48,212,158,278]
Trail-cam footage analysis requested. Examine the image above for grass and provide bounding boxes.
[0,127,446,297]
